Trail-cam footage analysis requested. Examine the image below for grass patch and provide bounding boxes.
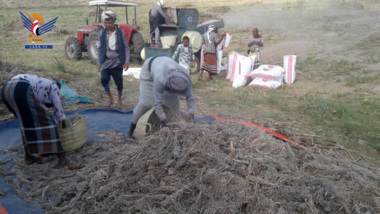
[297,56,359,81]
[195,74,380,152]
[52,57,68,73]
[299,92,380,148]
[345,75,376,86]
[282,0,306,10]
[354,32,380,64]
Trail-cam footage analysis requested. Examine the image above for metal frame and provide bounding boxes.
[90,0,137,25]
[89,1,137,7]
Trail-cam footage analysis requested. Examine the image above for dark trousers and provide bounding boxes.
[101,66,123,92]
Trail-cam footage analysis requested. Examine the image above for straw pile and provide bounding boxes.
[3,121,380,213]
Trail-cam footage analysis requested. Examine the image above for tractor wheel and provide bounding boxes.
[129,31,145,56]
[190,55,200,74]
[88,29,101,65]
[64,37,82,60]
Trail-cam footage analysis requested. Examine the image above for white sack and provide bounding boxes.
[224,33,232,50]
[248,77,283,89]
[232,75,247,88]
[226,51,235,80]
[283,55,297,85]
[246,64,285,81]
[123,67,141,79]
[217,50,223,74]
[231,57,252,88]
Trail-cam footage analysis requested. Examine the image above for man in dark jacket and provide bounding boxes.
[98,11,130,108]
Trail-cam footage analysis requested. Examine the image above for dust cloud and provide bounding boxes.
[223,0,380,59]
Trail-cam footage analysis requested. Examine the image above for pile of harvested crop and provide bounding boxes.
[3,121,380,213]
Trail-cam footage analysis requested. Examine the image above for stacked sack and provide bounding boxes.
[245,65,285,89]
[217,33,233,74]
[283,55,297,85]
[226,52,257,88]
[226,53,297,89]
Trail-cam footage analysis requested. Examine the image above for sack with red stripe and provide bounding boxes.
[248,76,283,89]
[248,55,257,71]
[217,50,223,74]
[228,52,243,82]
[199,44,205,73]
[283,55,297,85]
[224,33,233,50]
[226,51,236,80]
[232,57,253,88]
[245,64,284,81]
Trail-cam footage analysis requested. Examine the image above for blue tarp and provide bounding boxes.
[0,108,135,214]
[59,80,92,106]
[0,107,215,213]
[0,108,136,152]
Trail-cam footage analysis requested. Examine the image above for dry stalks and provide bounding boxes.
[2,121,379,213]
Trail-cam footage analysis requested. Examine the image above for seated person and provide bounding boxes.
[247,27,263,69]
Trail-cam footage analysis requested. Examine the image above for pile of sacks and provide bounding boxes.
[226,52,297,89]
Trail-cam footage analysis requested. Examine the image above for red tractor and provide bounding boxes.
[64,0,145,64]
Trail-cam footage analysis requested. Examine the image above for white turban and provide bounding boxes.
[101,11,117,22]
[206,25,215,43]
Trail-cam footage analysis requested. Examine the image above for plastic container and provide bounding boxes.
[160,35,177,48]
[181,31,202,53]
[135,105,176,140]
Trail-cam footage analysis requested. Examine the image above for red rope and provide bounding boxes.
[209,114,306,147]
[0,204,8,214]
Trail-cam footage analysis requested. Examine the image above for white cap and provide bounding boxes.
[101,11,117,22]
[159,0,165,6]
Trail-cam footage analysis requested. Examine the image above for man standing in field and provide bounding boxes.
[97,11,130,108]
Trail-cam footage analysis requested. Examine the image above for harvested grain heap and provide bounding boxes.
[4,122,380,213]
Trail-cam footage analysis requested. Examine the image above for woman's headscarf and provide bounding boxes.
[206,24,215,44]
[159,0,166,6]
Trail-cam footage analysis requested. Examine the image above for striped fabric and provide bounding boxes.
[202,31,218,54]
[1,79,64,155]
[202,53,218,74]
